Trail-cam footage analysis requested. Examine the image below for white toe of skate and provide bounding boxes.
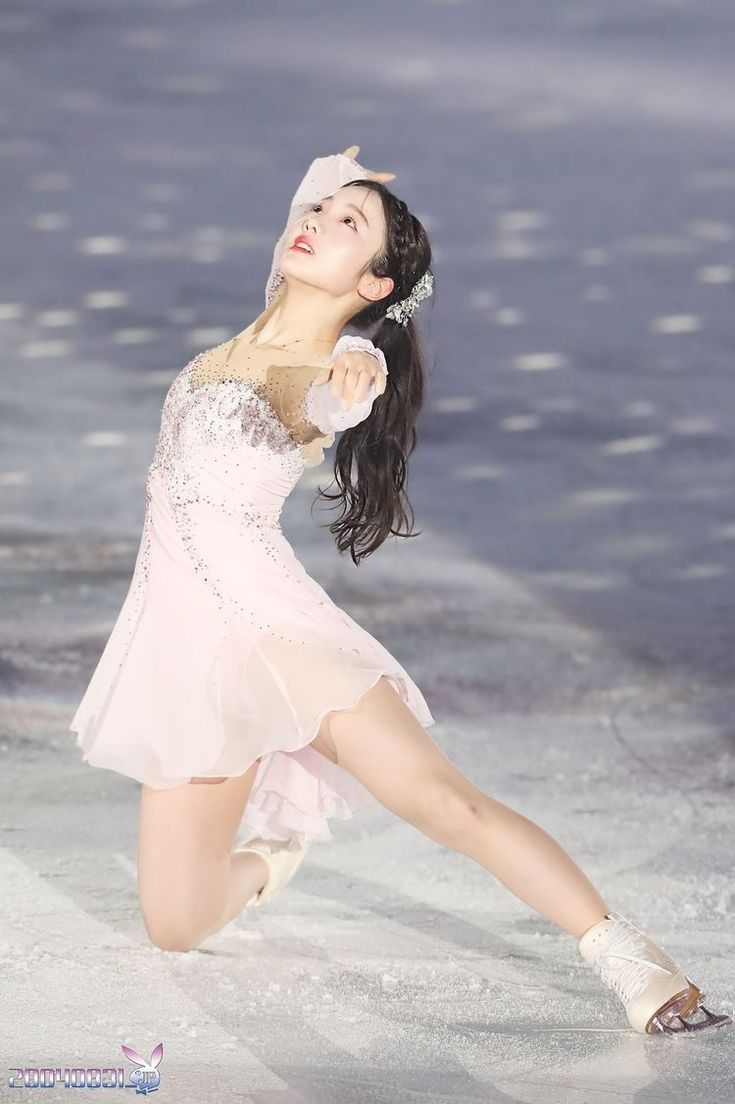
[578,912,732,1035]
[234,836,311,909]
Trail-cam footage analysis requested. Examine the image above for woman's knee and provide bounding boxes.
[143,910,201,953]
[140,886,211,952]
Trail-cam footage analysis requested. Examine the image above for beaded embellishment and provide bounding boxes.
[141,341,345,636]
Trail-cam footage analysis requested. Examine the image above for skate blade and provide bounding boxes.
[647,978,733,1035]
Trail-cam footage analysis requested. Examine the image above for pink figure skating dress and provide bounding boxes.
[69,152,435,843]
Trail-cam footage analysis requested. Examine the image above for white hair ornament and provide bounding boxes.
[384,270,434,326]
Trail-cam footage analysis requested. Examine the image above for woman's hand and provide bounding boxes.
[340,144,395,184]
[312,349,388,409]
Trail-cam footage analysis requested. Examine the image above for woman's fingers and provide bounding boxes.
[329,356,359,406]
[340,144,396,183]
[329,351,385,407]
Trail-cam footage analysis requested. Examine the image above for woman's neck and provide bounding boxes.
[249,283,346,354]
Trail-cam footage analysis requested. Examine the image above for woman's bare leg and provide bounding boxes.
[138,760,269,951]
[314,678,610,940]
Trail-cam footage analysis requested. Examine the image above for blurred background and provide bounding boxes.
[1,2,734,1101]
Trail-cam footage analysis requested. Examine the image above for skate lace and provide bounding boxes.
[589,914,673,1004]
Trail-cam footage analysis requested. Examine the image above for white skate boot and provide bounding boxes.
[578,911,732,1034]
[234,836,311,909]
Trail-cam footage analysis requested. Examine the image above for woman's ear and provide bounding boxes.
[359,273,394,304]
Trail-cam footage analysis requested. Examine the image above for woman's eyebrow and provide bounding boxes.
[322,194,370,229]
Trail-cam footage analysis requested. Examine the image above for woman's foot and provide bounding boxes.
[234,836,311,909]
[232,849,270,908]
[578,912,732,1034]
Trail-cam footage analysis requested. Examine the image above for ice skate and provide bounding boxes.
[234,836,311,909]
[578,911,732,1034]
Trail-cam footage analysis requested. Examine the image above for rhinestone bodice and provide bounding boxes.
[147,337,338,521]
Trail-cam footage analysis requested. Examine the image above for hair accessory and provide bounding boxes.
[384,269,434,327]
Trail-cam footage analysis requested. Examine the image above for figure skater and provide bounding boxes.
[69,144,731,1036]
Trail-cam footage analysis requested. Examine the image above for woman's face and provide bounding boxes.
[279,184,392,305]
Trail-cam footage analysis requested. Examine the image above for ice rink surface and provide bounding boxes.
[1,0,733,1100]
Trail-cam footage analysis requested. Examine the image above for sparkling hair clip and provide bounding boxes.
[384,269,434,327]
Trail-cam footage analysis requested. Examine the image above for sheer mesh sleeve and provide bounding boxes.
[265,152,373,308]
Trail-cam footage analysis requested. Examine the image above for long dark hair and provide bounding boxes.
[313,178,434,566]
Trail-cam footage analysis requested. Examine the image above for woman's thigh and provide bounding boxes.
[315,676,478,825]
[137,760,260,925]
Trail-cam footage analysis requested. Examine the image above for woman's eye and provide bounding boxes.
[310,203,357,230]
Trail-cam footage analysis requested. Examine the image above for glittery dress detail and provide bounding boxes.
[69,153,435,843]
